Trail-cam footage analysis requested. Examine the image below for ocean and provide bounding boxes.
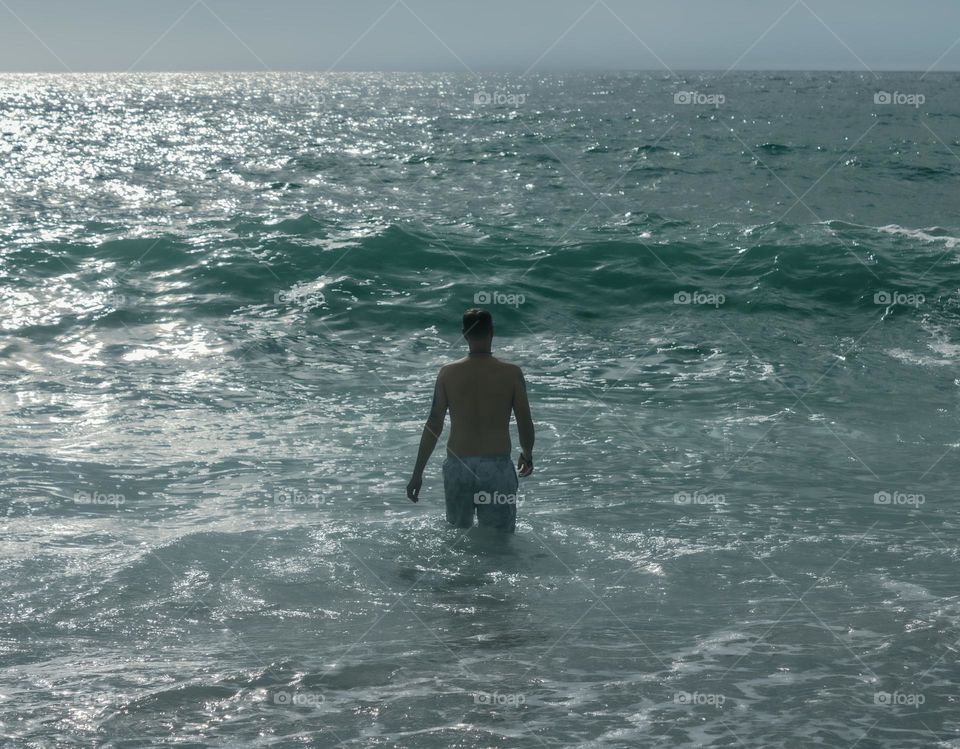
[2,71,959,748]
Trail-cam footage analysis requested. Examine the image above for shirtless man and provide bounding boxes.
[406,308,534,533]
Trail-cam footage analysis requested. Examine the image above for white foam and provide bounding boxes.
[874,224,960,248]
[886,348,954,367]
[879,578,933,601]
[825,221,960,249]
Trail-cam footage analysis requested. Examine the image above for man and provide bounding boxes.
[406,308,534,533]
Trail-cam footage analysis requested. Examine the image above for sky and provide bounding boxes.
[0,0,959,73]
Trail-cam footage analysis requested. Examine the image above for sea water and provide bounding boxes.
[2,72,959,747]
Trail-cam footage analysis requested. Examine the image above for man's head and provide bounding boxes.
[462,307,493,349]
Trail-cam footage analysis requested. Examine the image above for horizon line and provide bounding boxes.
[0,67,957,75]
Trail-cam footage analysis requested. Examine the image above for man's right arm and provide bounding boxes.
[407,369,448,502]
[512,367,534,477]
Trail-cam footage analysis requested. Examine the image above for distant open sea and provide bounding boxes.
[2,72,960,748]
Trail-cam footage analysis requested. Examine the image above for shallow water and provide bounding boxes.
[2,72,959,747]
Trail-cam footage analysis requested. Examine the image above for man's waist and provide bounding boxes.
[445,450,512,461]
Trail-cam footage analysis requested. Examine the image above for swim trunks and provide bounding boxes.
[441,453,520,533]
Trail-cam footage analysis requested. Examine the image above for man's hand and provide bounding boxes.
[517,452,533,478]
[406,473,423,502]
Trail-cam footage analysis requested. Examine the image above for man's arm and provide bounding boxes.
[513,368,535,477]
[406,370,448,502]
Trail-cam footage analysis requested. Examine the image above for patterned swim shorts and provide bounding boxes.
[441,453,520,533]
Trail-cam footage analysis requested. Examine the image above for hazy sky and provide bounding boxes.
[1,0,959,73]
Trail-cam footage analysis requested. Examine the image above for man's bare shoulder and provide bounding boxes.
[440,356,524,377]
[436,359,470,383]
[438,358,466,375]
[491,359,525,388]
[493,358,524,377]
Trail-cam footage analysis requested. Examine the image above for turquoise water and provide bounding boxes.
[2,72,960,748]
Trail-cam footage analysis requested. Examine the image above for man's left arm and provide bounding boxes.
[407,370,448,502]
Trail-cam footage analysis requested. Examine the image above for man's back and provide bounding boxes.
[441,355,525,458]
[406,308,533,530]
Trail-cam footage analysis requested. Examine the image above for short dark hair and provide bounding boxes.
[462,308,493,340]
